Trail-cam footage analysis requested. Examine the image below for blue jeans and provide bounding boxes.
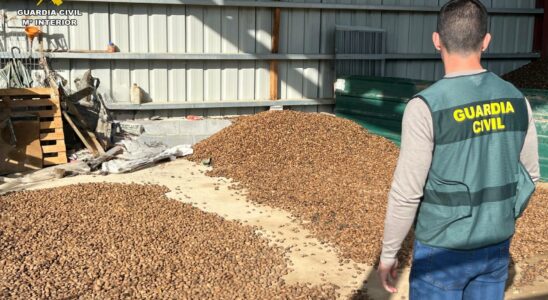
[410,239,510,300]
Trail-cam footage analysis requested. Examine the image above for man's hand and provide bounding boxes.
[377,260,399,293]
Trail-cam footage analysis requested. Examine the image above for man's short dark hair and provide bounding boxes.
[437,0,489,54]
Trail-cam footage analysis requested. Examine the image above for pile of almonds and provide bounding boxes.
[190,110,548,281]
[511,187,548,286]
[0,183,336,299]
[502,59,548,89]
[190,110,402,264]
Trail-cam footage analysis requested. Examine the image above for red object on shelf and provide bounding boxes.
[186,115,203,121]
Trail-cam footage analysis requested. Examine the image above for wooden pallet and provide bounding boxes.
[0,88,68,166]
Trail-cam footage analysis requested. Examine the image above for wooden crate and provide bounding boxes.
[0,88,68,166]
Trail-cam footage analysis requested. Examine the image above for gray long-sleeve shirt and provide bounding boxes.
[380,70,540,266]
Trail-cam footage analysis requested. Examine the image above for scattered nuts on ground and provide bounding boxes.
[0,183,337,299]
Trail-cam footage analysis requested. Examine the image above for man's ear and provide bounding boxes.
[481,33,492,52]
[432,32,442,51]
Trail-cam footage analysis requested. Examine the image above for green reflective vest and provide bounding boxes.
[415,71,535,250]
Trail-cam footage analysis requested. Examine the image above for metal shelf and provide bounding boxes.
[105,99,336,111]
[5,52,539,61]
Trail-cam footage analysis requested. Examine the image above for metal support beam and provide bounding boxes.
[105,99,336,111]
[64,0,543,15]
[42,53,333,60]
[9,52,538,61]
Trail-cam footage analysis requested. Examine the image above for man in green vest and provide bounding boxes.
[377,0,539,299]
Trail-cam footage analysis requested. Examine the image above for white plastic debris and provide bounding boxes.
[101,144,193,174]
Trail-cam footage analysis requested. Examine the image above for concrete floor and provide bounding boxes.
[9,159,548,299]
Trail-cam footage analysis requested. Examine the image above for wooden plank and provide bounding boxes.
[270,61,279,100]
[270,7,281,100]
[0,119,43,174]
[41,140,67,154]
[7,99,57,107]
[64,101,106,154]
[3,95,50,102]
[0,88,55,96]
[40,117,63,129]
[40,128,65,141]
[62,111,99,156]
[10,108,61,118]
[43,152,68,166]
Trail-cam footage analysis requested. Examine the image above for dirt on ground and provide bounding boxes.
[503,59,548,89]
[0,183,337,299]
[190,110,548,286]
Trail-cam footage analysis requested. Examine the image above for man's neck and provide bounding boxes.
[442,52,484,75]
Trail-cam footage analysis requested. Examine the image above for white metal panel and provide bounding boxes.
[302,0,321,99]
[70,2,90,50]
[238,7,256,101]
[319,0,337,99]
[168,61,187,102]
[186,6,204,102]
[110,4,131,102]
[112,60,131,102]
[167,6,187,102]
[150,6,168,52]
[168,6,187,53]
[278,7,289,100]
[221,7,239,106]
[286,7,305,99]
[46,8,70,51]
[204,7,222,104]
[89,3,109,50]
[149,5,169,102]
[129,4,149,52]
[110,4,130,52]
[187,61,204,101]
[150,61,168,102]
[254,7,271,100]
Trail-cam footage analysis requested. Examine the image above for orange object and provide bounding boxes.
[107,42,117,53]
[25,26,42,40]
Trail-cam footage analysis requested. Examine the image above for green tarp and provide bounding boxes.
[334,76,548,181]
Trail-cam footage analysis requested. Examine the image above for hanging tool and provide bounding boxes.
[0,47,33,88]
[10,46,33,87]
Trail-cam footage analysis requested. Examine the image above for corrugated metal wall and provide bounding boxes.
[0,0,539,116]
[382,0,536,79]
